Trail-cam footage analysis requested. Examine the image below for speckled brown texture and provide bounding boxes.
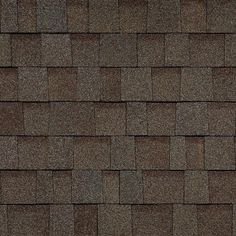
[0,1,236,235]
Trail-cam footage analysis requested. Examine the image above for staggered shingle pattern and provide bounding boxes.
[0,0,236,235]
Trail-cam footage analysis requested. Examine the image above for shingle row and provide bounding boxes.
[1,169,236,205]
[1,0,236,33]
[0,203,235,235]
[1,67,236,102]
[1,102,235,135]
[0,136,235,170]
[1,33,236,67]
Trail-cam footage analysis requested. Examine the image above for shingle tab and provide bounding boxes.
[0,68,17,101]
[19,67,48,101]
[71,34,99,66]
[12,34,41,66]
[42,34,72,66]
[121,68,152,101]
[148,0,181,32]
[95,103,126,135]
[103,171,119,203]
[98,205,132,236]
[136,137,170,170]
[100,34,137,67]
[1,171,36,204]
[72,170,103,203]
[138,34,164,66]
[67,0,88,32]
[176,102,208,135]
[0,35,11,66]
[120,0,147,33]
[89,0,119,33]
[189,34,224,67]
[8,205,49,235]
[225,34,236,66]
[181,0,206,32]
[132,205,172,236]
[181,68,213,101]
[152,68,181,101]
[48,68,77,101]
[37,0,67,32]
[143,171,184,203]
[74,137,110,169]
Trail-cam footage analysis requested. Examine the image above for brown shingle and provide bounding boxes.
[0,0,18,32]
[53,171,72,203]
[121,68,152,101]
[205,137,235,170]
[147,103,176,135]
[111,136,135,169]
[184,171,209,203]
[120,171,143,204]
[208,103,235,135]
[0,68,17,101]
[23,103,49,135]
[165,34,189,66]
[207,0,236,32]
[50,205,74,236]
[18,137,49,169]
[0,35,11,66]
[102,171,119,203]
[12,34,41,66]
[49,137,74,169]
[170,137,186,170]
[48,68,77,101]
[0,206,7,235]
[0,103,24,135]
[213,68,236,101]
[18,67,48,101]
[181,0,206,32]
[89,0,119,32]
[67,0,88,32]
[181,68,213,101]
[152,68,181,101]
[185,137,205,170]
[72,170,102,203]
[147,0,181,32]
[138,34,164,66]
[95,103,126,135]
[176,102,208,135]
[8,205,49,236]
[74,205,97,236]
[143,171,184,203]
[49,102,76,135]
[225,34,236,66]
[1,171,36,204]
[74,137,110,169]
[42,34,72,66]
[18,0,37,32]
[77,68,100,101]
[98,205,132,236]
[209,171,236,203]
[37,171,53,204]
[189,34,224,66]
[100,68,121,101]
[126,102,147,135]
[0,137,18,169]
[136,137,169,170]
[173,204,197,236]
[100,34,137,67]
[37,0,67,32]
[71,34,99,66]
[132,205,172,236]
[120,0,147,33]
[197,205,233,235]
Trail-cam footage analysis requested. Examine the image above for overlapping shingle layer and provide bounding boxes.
[0,0,236,235]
